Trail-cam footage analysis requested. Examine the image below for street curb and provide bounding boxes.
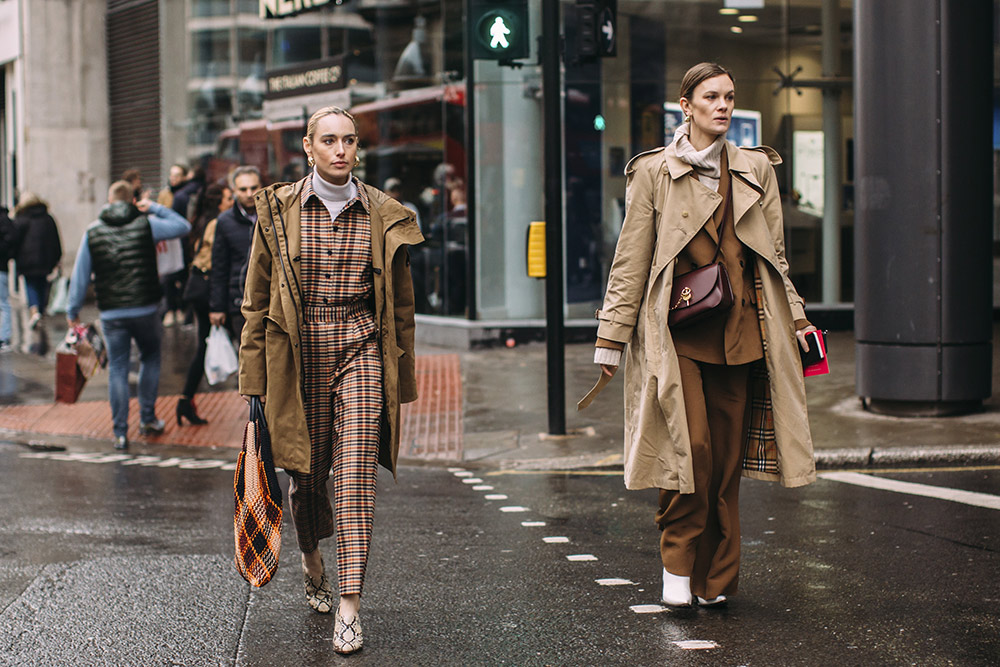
[814,444,1000,468]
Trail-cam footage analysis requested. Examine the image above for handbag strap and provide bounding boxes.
[709,172,733,265]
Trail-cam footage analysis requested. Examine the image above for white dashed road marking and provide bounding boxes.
[484,494,508,500]
[499,506,530,513]
[673,640,718,650]
[472,485,493,491]
[630,604,667,614]
[542,536,569,544]
[820,471,1000,510]
[566,554,598,562]
[461,478,484,484]
[521,521,546,527]
[21,451,232,470]
[595,578,635,586]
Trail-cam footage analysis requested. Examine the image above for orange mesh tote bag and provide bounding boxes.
[234,396,283,586]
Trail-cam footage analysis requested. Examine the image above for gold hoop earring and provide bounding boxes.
[354,155,361,167]
[307,156,315,167]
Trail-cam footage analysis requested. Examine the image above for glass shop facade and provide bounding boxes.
[185,0,860,324]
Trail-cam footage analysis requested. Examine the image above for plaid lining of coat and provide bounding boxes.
[741,271,779,475]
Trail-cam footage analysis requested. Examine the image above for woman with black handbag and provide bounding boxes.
[591,63,819,608]
[177,183,232,425]
[239,107,423,654]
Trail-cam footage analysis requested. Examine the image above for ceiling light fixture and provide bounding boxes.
[738,15,759,23]
[719,8,739,15]
[730,26,743,33]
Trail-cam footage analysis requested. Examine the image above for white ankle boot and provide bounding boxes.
[661,568,693,607]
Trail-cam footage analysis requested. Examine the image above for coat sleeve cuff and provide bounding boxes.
[789,302,806,323]
[596,320,633,343]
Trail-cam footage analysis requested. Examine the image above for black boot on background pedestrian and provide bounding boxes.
[176,397,208,425]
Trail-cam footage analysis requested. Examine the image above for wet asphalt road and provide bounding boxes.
[0,441,997,666]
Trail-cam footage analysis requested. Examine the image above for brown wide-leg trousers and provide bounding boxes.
[656,356,751,600]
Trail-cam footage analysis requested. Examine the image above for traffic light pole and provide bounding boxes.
[542,0,566,436]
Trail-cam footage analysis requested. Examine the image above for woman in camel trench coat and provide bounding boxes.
[592,63,817,608]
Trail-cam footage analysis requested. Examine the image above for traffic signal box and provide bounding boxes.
[470,0,530,61]
[574,0,617,60]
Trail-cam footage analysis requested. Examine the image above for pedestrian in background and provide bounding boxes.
[12,192,62,332]
[122,167,145,202]
[158,163,201,327]
[0,205,17,352]
[239,107,423,654]
[383,177,421,231]
[593,63,817,609]
[67,181,191,449]
[176,182,232,426]
[209,165,261,339]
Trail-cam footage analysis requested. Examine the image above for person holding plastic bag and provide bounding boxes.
[204,324,237,385]
[239,107,423,654]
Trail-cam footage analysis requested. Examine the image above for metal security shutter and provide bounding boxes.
[107,0,161,188]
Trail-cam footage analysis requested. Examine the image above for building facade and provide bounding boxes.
[1,0,997,343]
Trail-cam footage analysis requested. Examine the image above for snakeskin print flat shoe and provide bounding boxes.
[302,565,334,614]
[333,611,363,654]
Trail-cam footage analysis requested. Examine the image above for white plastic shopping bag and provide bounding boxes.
[205,325,238,385]
[156,238,185,277]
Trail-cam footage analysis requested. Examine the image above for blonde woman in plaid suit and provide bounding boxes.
[239,107,423,654]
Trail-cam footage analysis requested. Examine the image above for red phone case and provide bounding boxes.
[802,331,829,377]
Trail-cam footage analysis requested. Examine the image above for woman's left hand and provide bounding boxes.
[795,325,819,352]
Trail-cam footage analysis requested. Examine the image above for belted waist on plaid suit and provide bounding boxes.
[303,293,374,323]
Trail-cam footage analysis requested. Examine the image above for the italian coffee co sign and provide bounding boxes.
[260,0,331,19]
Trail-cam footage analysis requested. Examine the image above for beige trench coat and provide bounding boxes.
[238,179,424,477]
[597,141,816,493]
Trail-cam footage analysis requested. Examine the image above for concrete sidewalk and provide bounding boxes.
[1,303,998,470]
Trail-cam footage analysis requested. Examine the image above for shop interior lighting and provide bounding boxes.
[719,8,739,15]
[730,25,744,33]
[738,14,759,22]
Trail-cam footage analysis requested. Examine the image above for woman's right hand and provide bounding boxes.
[600,364,618,378]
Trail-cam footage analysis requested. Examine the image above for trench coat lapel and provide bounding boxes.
[662,147,723,258]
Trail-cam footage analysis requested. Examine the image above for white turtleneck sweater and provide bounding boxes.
[311,168,357,221]
[593,123,728,369]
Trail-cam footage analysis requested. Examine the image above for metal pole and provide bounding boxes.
[463,0,477,320]
[821,0,842,304]
[542,0,566,435]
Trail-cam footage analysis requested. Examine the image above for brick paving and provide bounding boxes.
[0,355,463,461]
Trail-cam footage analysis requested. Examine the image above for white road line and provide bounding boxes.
[472,485,493,491]
[461,478,484,484]
[673,640,718,650]
[499,506,530,512]
[542,536,569,543]
[566,554,598,562]
[819,471,1000,510]
[596,578,635,586]
[453,471,474,477]
[521,521,547,527]
[630,604,667,614]
[484,494,508,500]
[447,467,465,472]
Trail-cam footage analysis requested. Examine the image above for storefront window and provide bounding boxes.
[272,26,322,68]
[192,0,230,18]
[238,29,267,78]
[192,29,230,78]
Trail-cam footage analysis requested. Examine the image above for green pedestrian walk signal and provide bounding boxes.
[470,0,529,61]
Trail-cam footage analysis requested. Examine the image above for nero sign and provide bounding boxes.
[259,0,330,19]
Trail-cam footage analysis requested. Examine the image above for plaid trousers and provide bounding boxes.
[288,176,382,597]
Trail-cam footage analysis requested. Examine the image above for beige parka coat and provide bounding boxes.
[238,178,424,477]
[597,141,816,493]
